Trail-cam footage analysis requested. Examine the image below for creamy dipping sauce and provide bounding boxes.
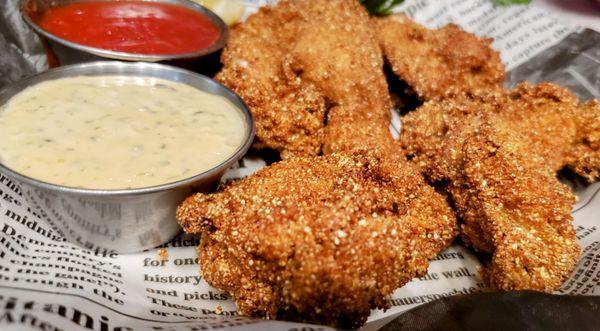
[0,76,247,189]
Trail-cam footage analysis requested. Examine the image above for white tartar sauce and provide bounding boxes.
[0,76,247,189]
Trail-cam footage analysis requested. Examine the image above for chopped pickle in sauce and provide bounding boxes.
[0,76,247,189]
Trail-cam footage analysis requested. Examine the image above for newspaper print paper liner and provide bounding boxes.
[0,0,599,330]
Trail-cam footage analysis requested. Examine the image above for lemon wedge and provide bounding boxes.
[194,0,245,25]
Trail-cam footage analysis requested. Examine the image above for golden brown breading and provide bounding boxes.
[177,152,457,328]
[498,83,582,173]
[568,100,600,181]
[286,0,392,154]
[453,124,578,291]
[216,2,326,158]
[375,14,505,100]
[217,0,392,158]
[400,82,600,291]
[403,83,587,177]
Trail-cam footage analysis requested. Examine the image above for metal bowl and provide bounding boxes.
[0,61,254,253]
[20,0,228,65]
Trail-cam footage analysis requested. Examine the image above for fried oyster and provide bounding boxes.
[217,0,391,158]
[375,14,505,101]
[401,83,600,291]
[177,152,457,328]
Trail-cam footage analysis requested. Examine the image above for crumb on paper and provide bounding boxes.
[215,305,223,314]
[157,248,169,261]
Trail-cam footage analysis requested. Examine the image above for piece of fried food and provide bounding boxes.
[400,82,600,291]
[216,1,327,158]
[375,14,505,101]
[177,151,457,328]
[217,0,392,158]
[285,0,392,155]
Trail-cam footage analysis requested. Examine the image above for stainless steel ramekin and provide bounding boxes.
[20,0,228,65]
[0,61,254,253]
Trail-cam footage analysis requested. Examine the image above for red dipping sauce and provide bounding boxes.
[37,1,221,55]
